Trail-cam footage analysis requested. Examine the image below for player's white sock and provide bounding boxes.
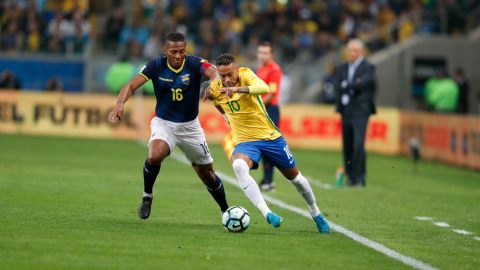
[143,191,153,198]
[289,172,321,217]
[232,159,271,218]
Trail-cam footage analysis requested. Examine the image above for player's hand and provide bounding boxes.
[202,85,215,102]
[108,103,124,123]
[220,87,237,102]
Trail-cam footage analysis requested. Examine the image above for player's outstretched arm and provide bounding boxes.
[220,81,269,101]
[204,65,220,82]
[202,65,220,102]
[108,75,147,123]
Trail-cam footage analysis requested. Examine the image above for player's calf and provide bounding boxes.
[286,170,329,233]
[139,140,169,220]
[232,158,281,227]
[193,163,229,213]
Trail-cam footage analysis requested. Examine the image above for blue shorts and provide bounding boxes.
[232,136,296,170]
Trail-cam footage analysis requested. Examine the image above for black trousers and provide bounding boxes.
[341,116,369,184]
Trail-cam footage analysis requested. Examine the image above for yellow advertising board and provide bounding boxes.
[0,90,156,141]
[2,90,478,170]
[1,91,400,155]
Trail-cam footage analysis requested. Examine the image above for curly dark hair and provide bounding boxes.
[166,32,186,43]
[216,53,236,66]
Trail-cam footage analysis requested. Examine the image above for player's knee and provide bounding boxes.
[232,159,248,174]
[147,151,165,165]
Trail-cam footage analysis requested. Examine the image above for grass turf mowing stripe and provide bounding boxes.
[165,149,440,270]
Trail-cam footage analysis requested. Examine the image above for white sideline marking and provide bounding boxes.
[304,176,333,189]
[415,217,433,221]
[452,229,473,235]
[414,217,477,238]
[165,150,440,270]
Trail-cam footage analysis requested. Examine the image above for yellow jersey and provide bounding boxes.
[211,68,282,144]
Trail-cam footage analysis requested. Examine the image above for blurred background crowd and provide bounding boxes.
[1,0,480,114]
[2,0,479,61]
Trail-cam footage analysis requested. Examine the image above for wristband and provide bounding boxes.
[248,83,269,95]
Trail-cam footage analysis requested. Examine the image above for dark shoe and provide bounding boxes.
[259,178,269,186]
[259,182,276,191]
[259,179,276,191]
[345,179,355,186]
[353,181,365,188]
[138,196,153,219]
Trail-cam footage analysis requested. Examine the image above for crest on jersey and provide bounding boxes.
[181,74,190,85]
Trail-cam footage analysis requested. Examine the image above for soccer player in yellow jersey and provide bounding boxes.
[206,54,329,233]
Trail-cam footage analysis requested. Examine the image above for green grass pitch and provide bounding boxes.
[0,134,479,270]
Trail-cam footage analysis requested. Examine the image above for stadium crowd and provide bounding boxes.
[0,0,91,54]
[1,0,479,62]
[110,0,479,63]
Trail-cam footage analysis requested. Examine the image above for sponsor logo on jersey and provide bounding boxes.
[217,98,223,102]
[270,132,276,136]
[159,77,173,82]
[200,59,207,63]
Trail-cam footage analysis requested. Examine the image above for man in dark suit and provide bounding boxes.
[335,39,376,187]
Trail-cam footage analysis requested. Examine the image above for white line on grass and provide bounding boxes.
[304,176,333,189]
[414,217,477,238]
[415,217,433,221]
[474,237,480,241]
[452,229,473,235]
[164,150,439,270]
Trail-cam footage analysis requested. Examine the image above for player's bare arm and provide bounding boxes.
[108,75,147,123]
[215,105,226,114]
[202,65,220,102]
[220,84,269,101]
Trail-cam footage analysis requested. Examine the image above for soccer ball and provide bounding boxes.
[222,206,250,233]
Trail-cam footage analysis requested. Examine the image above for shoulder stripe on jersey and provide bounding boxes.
[167,59,185,73]
[256,96,282,135]
[139,73,149,81]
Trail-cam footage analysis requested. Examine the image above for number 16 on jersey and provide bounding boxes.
[171,88,183,101]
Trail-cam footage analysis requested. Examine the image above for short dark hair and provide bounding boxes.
[166,32,186,43]
[258,41,273,53]
[216,53,236,66]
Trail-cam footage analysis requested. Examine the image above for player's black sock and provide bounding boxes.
[143,159,161,194]
[205,174,229,212]
[263,164,274,184]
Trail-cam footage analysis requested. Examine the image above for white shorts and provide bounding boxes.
[148,117,213,165]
